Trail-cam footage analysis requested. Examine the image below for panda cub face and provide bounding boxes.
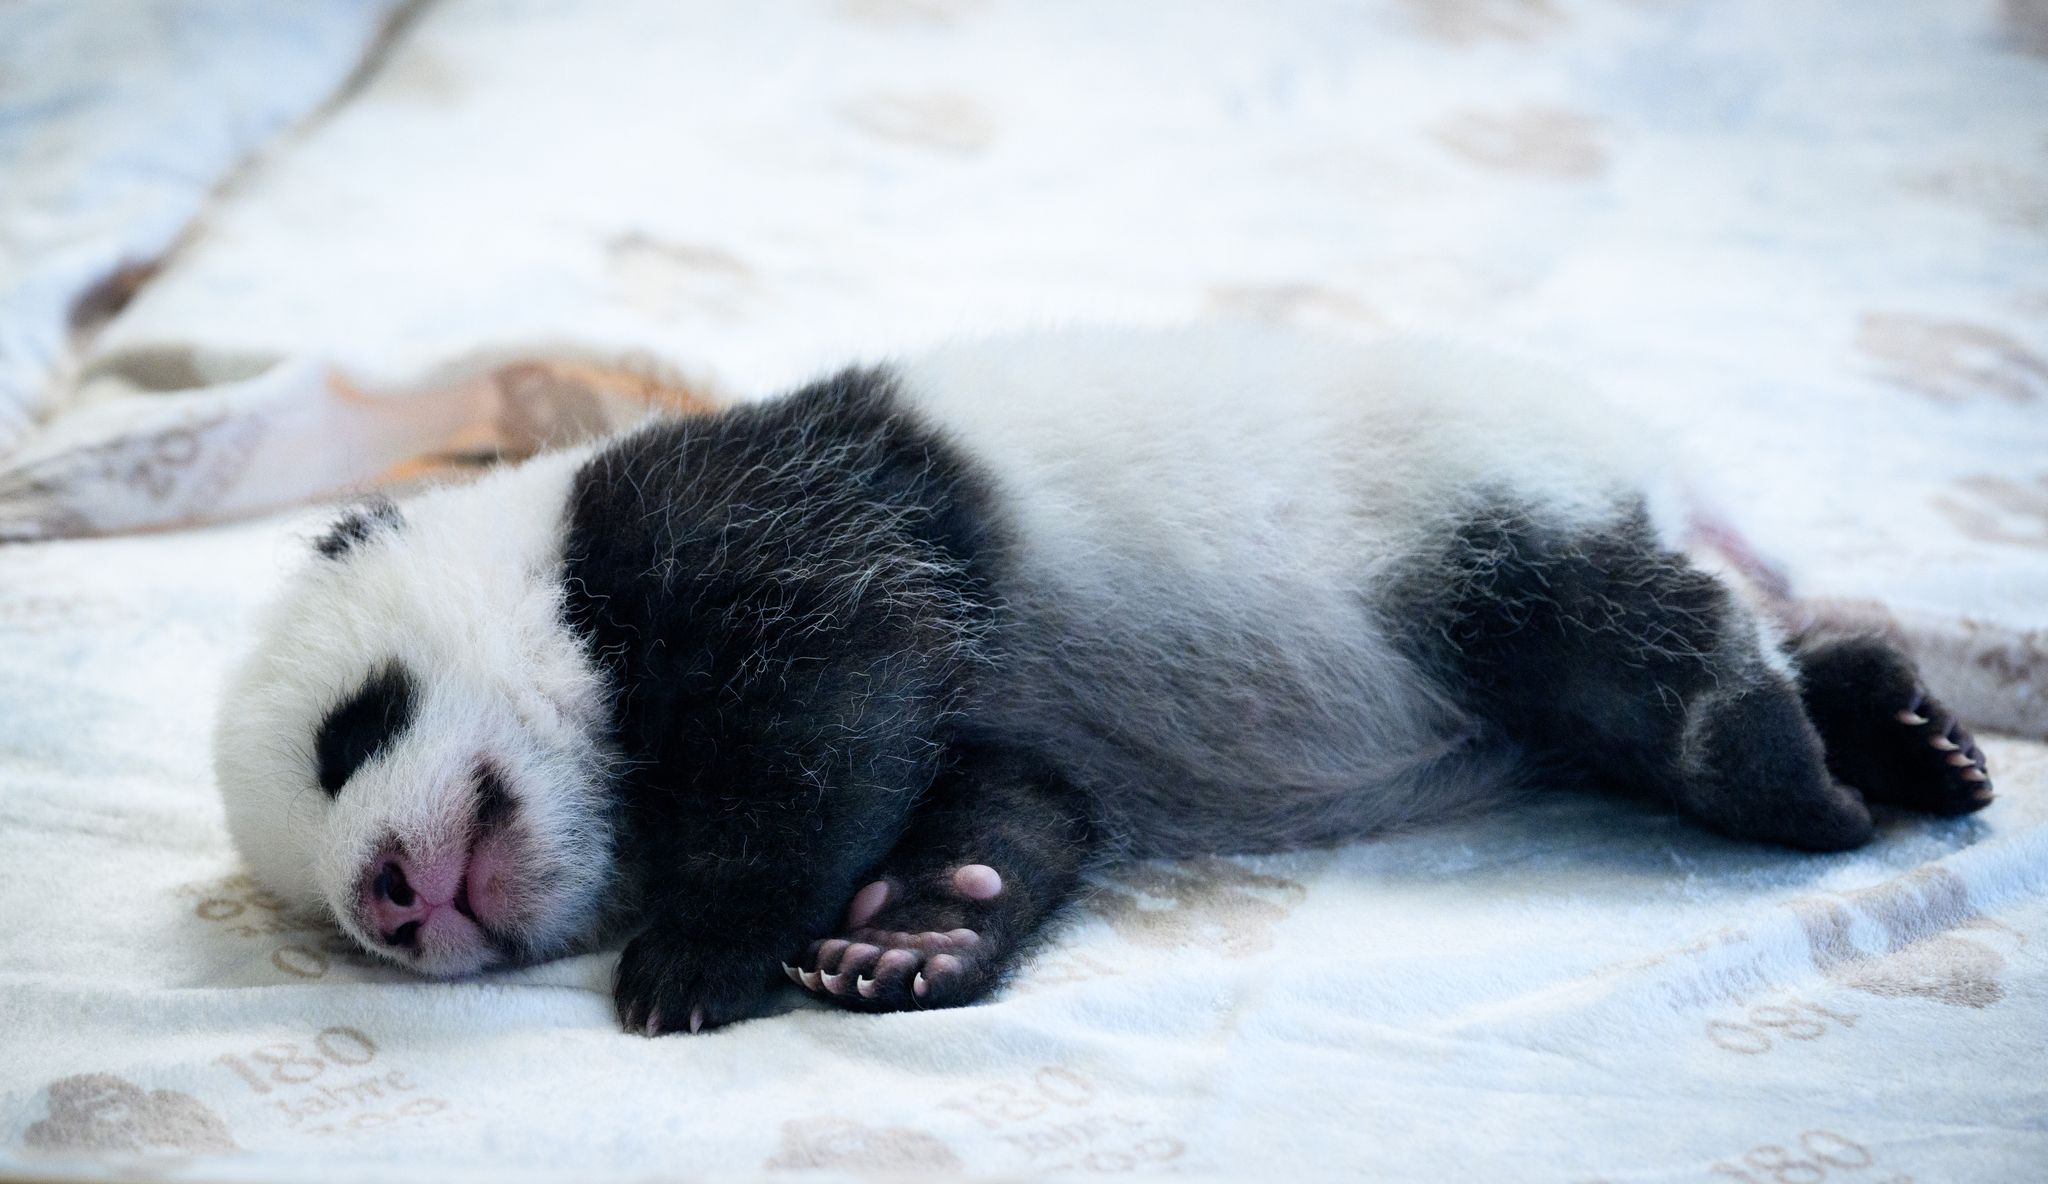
[213,453,618,976]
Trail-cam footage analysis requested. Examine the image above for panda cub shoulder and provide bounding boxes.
[213,325,1993,1033]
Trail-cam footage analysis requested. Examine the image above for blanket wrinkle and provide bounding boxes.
[0,0,417,456]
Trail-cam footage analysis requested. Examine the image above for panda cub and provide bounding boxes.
[213,327,1993,1035]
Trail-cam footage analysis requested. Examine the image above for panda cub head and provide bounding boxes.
[213,450,618,976]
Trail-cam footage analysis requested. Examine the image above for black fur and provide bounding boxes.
[314,495,403,558]
[314,663,418,797]
[475,761,517,829]
[1391,501,1872,851]
[560,367,1043,1031]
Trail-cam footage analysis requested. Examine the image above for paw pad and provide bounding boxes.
[789,865,1014,1012]
[951,864,1003,900]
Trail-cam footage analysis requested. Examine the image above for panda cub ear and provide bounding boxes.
[313,494,405,559]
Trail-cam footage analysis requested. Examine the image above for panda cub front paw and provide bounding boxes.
[613,930,780,1036]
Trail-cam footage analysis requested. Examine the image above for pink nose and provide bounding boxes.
[366,859,428,948]
[363,850,465,949]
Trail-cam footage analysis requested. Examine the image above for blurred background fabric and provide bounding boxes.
[2,2,2046,1181]
[0,0,409,451]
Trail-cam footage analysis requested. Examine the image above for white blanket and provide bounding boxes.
[3,520,2045,1180]
[4,0,2047,1180]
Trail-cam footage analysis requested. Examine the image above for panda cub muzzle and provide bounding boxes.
[354,762,525,969]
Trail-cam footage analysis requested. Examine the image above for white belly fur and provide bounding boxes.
[894,327,1679,854]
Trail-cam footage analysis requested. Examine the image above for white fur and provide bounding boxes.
[897,327,1679,852]
[901,327,1668,568]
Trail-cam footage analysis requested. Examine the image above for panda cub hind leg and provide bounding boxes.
[1790,627,1994,816]
[1666,675,1874,851]
[1411,503,1877,852]
[792,742,1096,1012]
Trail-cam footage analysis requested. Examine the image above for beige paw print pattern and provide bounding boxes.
[1790,867,2023,1008]
[1090,857,1307,959]
[839,90,996,155]
[838,0,982,28]
[1902,162,2048,230]
[1399,0,1564,46]
[177,872,387,983]
[1933,473,2048,549]
[1953,621,2048,700]
[1431,106,1606,179]
[378,48,464,108]
[1856,312,2048,405]
[24,1074,236,1155]
[605,234,762,325]
[764,1117,962,1171]
[1206,283,1385,334]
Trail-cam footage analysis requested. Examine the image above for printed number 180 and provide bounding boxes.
[216,1027,379,1093]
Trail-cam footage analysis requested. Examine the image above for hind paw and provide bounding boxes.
[790,868,1010,1012]
[788,926,988,1010]
[1795,632,1995,819]
[1887,690,1994,815]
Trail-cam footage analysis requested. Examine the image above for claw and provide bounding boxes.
[688,1007,705,1035]
[644,1009,663,1037]
[1962,768,1990,783]
[857,975,879,998]
[821,970,847,993]
[800,968,823,991]
[1896,710,1929,726]
[1947,752,1974,767]
[913,971,928,999]
[783,962,804,986]
[1931,736,1960,752]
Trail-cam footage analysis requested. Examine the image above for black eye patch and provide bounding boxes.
[314,495,404,559]
[315,664,419,796]
[474,761,515,829]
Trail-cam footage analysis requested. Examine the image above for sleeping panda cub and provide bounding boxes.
[214,327,1993,1034]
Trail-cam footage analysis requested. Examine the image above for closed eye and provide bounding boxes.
[315,664,419,796]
